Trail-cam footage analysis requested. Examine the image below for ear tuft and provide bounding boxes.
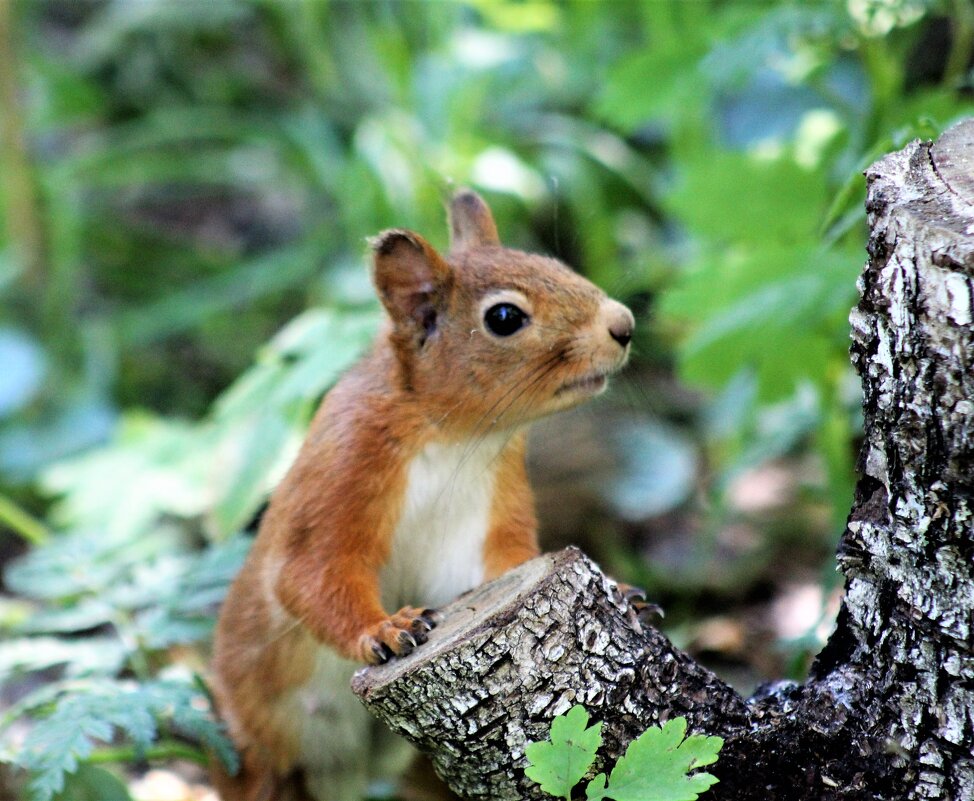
[449,189,500,251]
[371,228,452,344]
[370,229,423,257]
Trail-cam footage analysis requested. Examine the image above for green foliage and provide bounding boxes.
[3,0,971,528]
[525,705,604,799]
[2,1,973,798]
[10,679,236,801]
[585,717,722,801]
[34,306,377,543]
[591,0,973,544]
[208,307,379,535]
[0,524,244,798]
[525,705,723,801]
[49,765,131,801]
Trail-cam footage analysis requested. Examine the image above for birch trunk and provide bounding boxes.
[827,117,974,798]
[353,119,974,801]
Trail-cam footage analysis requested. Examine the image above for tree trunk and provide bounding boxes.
[353,120,974,801]
[830,117,974,798]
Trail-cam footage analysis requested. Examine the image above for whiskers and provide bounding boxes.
[615,348,661,417]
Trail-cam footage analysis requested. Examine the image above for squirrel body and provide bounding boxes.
[211,191,634,801]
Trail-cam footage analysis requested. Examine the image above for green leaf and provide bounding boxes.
[38,414,209,539]
[13,679,236,801]
[18,696,119,801]
[210,408,293,536]
[665,151,827,245]
[525,705,603,800]
[585,772,610,801]
[51,764,132,801]
[138,538,250,648]
[0,636,127,682]
[141,681,238,775]
[595,49,708,133]
[660,244,858,403]
[594,2,717,132]
[209,308,378,536]
[594,717,723,801]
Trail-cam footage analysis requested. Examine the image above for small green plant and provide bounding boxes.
[10,679,238,801]
[525,705,723,801]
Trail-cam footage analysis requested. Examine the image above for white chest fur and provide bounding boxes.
[381,435,506,610]
[292,435,508,797]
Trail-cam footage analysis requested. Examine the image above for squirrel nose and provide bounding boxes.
[610,325,632,348]
[608,305,635,348]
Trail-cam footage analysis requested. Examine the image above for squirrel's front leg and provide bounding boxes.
[275,546,437,665]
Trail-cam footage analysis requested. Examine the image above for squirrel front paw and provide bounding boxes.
[357,607,440,665]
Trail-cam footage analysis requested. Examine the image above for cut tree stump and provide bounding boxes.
[353,119,974,801]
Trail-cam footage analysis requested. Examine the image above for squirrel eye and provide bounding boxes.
[484,303,529,337]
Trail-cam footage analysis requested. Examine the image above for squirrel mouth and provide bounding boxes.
[556,372,608,395]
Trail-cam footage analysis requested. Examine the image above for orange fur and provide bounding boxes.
[483,433,539,580]
[211,189,634,801]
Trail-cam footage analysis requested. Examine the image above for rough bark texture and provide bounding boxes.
[354,549,749,799]
[353,120,974,800]
[832,118,974,798]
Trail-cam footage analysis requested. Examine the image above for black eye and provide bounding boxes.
[484,303,529,336]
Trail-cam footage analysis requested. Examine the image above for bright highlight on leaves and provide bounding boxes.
[525,706,723,801]
[586,716,723,801]
[525,705,603,800]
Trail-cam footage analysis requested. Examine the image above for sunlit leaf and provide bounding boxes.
[585,717,722,801]
[525,705,603,800]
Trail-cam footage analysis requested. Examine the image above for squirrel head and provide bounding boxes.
[370,189,634,435]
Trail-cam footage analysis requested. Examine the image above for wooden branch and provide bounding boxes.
[353,548,749,799]
[353,119,974,801]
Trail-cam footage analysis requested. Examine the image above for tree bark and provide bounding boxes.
[353,120,974,801]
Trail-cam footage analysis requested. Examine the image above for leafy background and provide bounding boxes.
[0,0,971,799]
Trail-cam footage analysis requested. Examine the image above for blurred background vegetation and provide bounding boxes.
[0,0,972,799]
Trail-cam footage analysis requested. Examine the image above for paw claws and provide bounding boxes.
[410,621,430,645]
[397,630,417,655]
[616,583,664,623]
[368,640,392,665]
[420,609,442,626]
[636,601,665,621]
[360,607,441,664]
[410,616,433,634]
[624,586,647,604]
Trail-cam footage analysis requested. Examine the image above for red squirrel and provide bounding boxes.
[211,190,635,801]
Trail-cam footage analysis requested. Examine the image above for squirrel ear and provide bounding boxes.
[449,189,500,251]
[371,229,452,341]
